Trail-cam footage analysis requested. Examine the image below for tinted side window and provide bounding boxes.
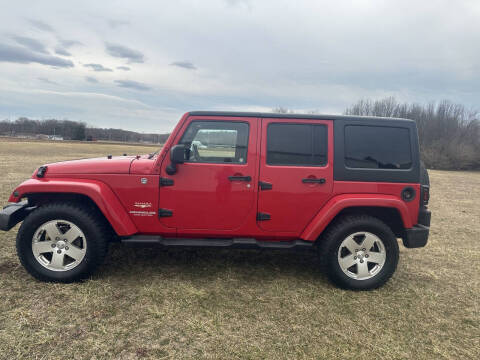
[179,121,249,164]
[267,123,327,166]
[345,125,412,169]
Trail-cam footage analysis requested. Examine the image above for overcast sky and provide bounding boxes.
[0,0,479,132]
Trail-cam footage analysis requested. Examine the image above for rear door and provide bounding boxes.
[159,116,258,231]
[257,118,333,234]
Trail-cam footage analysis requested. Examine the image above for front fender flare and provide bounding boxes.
[9,178,137,236]
[300,194,412,241]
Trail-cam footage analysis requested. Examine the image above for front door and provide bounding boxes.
[257,118,333,234]
[159,117,258,231]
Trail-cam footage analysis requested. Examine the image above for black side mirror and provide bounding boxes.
[166,144,185,175]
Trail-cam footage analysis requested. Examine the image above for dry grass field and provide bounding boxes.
[0,140,479,360]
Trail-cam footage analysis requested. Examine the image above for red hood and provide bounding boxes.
[40,156,136,175]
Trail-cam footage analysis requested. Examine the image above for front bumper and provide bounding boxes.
[0,201,35,231]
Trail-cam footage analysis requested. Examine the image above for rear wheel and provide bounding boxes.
[16,203,109,282]
[319,215,399,290]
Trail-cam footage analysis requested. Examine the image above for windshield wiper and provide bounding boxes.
[148,150,159,159]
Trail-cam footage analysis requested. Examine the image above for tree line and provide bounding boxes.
[2,98,479,170]
[275,98,479,170]
[0,117,170,144]
[344,98,479,170]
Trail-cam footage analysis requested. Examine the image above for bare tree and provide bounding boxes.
[345,98,480,170]
[272,107,295,114]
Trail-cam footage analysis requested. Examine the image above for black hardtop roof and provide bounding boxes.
[188,111,414,123]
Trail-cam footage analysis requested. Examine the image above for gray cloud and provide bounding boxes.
[0,43,74,67]
[85,76,98,83]
[55,46,71,56]
[108,20,130,28]
[0,1,477,134]
[224,0,252,8]
[12,35,48,54]
[105,43,144,63]
[28,19,54,32]
[37,77,58,85]
[59,39,83,48]
[115,80,151,91]
[170,61,197,70]
[54,39,82,56]
[84,63,113,72]
[117,66,131,71]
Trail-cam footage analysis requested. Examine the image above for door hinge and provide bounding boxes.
[257,212,271,221]
[258,181,272,190]
[160,177,174,186]
[158,208,173,217]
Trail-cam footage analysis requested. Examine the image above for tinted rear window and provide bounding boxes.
[345,125,412,169]
[267,123,327,166]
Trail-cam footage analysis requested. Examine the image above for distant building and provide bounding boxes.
[47,135,64,141]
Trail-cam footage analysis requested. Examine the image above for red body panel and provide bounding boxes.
[257,118,334,234]
[332,181,420,227]
[8,112,422,243]
[301,193,415,241]
[44,157,135,174]
[158,116,259,232]
[10,178,137,236]
[130,156,157,174]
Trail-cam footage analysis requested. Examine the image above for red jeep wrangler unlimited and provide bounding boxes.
[0,112,431,290]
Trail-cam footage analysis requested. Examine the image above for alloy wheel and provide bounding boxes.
[32,220,87,271]
[337,231,386,280]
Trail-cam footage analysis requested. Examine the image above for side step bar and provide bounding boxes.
[121,236,314,250]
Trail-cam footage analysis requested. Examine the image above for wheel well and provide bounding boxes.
[320,206,405,241]
[25,192,117,239]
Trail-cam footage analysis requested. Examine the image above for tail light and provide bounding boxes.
[421,185,430,205]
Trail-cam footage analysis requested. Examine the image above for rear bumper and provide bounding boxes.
[417,207,431,227]
[0,201,35,231]
[403,208,431,248]
[403,224,429,248]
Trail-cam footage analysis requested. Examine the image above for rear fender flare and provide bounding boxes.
[9,178,137,236]
[300,194,412,241]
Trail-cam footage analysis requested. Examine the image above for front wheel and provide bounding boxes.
[16,203,109,282]
[319,215,399,290]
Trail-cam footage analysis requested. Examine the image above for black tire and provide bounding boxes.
[318,215,399,290]
[16,203,110,282]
